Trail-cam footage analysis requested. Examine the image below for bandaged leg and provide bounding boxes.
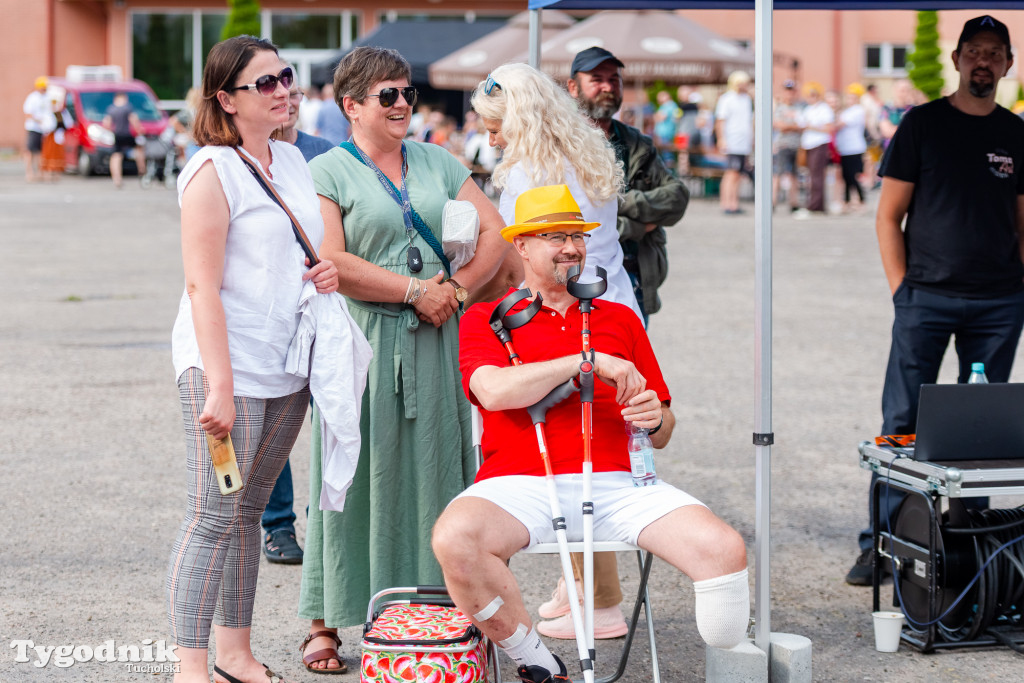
[693,569,750,649]
[473,596,504,622]
[499,623,559,673]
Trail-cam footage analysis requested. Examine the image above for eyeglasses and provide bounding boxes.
[288,90,304,102]
[533,232,591,246]
[484,75,502,95]
[366,86,418,108]
[227,67,294,97]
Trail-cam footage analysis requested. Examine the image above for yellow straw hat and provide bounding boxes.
[500,184,600,242]
[35,76,48,89]
[847,82,866,96]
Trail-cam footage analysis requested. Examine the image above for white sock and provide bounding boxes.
[693,568,750,649]
[501,626,559,673]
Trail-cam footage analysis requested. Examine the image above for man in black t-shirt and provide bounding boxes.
[847,15,1024,586]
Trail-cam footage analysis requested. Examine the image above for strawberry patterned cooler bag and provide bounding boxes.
[361,586,490,683]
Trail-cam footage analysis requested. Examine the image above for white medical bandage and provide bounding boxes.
[693,568,750,650]
[498,623,529,649]
[473,596,504,622]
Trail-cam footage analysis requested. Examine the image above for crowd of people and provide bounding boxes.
[114,11,1024,683]
[160,31,753,683]
[634,71,937,217]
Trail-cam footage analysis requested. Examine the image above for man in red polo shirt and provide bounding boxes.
[431,185,749,683]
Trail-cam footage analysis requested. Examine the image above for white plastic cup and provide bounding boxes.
[872,611,905,652]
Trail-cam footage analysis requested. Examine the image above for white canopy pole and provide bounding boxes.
[529,9,542,68]
[753,0,774,655]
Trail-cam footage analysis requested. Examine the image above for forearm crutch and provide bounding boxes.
[489,292,595,683]
[566,265,608,659]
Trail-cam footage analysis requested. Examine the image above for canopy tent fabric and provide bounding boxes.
[311,18,506,86]
[509,10,755,85]
[429,10,576,90]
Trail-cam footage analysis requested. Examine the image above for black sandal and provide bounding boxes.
[213,663,286,683]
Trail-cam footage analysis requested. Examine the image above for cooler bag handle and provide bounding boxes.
[363,585,452,632]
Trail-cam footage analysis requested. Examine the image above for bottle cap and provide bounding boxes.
[971,362,985,373]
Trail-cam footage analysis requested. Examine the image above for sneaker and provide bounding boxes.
[517,654,569,683]
[536,605,628,640]
[537,577,582,619]
[845,548,890,586]
[264,529,303,565]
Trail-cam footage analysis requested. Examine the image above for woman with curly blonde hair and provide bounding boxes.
[472,62,640,320]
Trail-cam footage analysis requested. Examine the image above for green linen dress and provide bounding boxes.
[299,141,476,627]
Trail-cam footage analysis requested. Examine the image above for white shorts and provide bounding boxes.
[455,471,706,549]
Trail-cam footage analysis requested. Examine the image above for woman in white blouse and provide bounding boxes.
[798,82,835,214]
[471,62,640,322]
[167,35,339,683]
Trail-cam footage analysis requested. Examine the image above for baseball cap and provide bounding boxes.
[957,15,1011,52]
[570,47,624,77]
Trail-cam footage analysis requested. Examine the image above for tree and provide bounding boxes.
[221,0,261,41]
[908,10,944,101]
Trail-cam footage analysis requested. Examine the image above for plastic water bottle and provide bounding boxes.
[968,362,989,384]
[627,423,657,487]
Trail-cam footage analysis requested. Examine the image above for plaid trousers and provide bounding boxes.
[166,368,309,648]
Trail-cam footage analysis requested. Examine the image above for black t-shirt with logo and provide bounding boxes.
[881,97,1024,298]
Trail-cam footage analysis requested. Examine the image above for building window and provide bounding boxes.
[864,43,912,76]
[892,46,909,71]
[202,14,228,62]
[132,13,194,101]
[131,10,358,100]
[271,13,355,49]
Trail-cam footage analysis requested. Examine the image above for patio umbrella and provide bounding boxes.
[311,17,506,86]
[429,10,576,91]
[515,9,755,84]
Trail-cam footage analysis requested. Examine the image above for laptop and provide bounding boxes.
[912,383,1024,462]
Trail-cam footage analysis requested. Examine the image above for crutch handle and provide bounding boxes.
[527,378,579,425]
[578,350,595,404]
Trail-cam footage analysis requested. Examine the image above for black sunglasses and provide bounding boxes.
[227,67,294,97]
[366,86,418,108]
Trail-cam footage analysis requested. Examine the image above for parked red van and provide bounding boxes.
[50,66,168,175]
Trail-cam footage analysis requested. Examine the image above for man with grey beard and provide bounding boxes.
[848,15,1024,586]
[566,47,689,327]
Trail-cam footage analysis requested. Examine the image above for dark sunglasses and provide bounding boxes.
[227,67,294,97]
[366,86,417,108]
[484,75,501,95]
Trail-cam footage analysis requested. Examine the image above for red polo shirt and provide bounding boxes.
[460,288,671,481]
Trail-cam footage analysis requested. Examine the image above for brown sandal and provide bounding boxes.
[300,630,347,675]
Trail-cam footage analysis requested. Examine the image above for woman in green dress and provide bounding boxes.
[297,46,515,674]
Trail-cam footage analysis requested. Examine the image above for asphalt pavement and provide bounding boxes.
[2,161,1023,682]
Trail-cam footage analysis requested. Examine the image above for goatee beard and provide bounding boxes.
[968,79,995,98]
[553,259,581,285]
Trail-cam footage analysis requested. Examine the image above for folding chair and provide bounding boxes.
[472,407,662,683]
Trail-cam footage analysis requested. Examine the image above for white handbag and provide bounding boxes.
[441,199,480,275]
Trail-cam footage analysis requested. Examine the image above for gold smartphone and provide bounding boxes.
[205,433,244,495]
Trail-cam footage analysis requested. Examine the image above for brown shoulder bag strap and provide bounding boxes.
[235,148,320,266]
